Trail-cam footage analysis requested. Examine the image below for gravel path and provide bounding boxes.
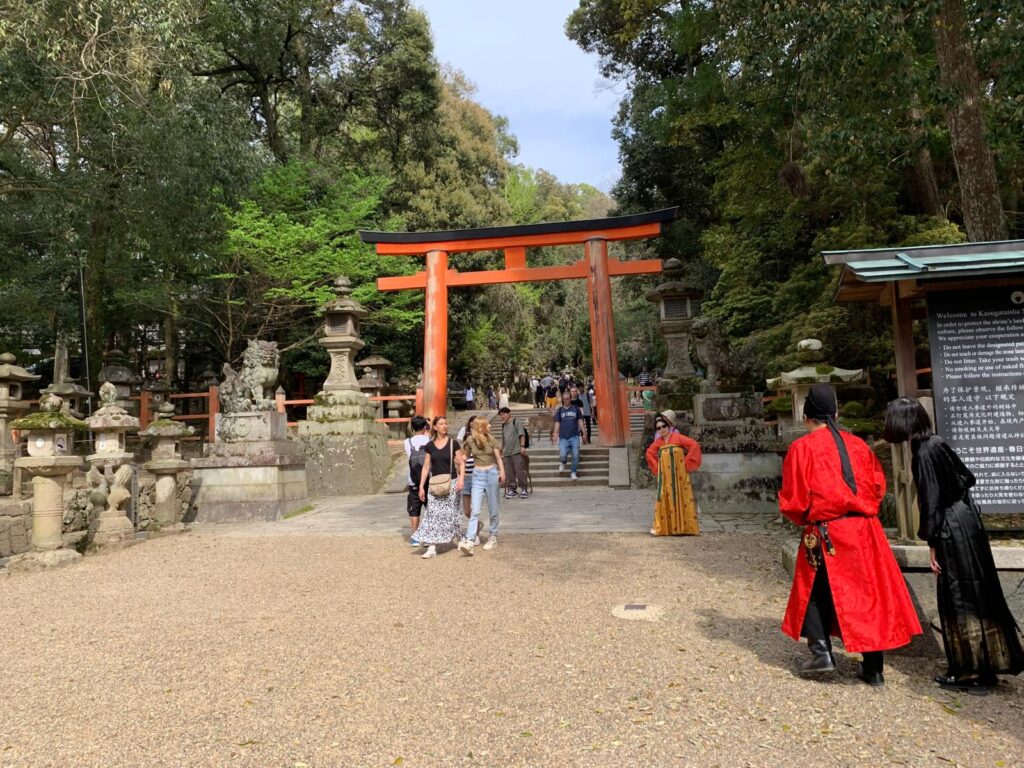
[1,531,1021,767]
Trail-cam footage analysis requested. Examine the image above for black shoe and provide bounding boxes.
[799,639,837,675]
[935,674,992,695]
[858,663,885,687]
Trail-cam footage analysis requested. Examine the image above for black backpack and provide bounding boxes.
[513,418,531,449]
[407,439,427,485]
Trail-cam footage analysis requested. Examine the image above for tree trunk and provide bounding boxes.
[932,0,1007,240]
[255,81,288,163]
[905,101,943,217]
[293,31,314,158]
[162,313,177,388]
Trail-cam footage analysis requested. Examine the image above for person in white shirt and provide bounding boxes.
[464,384,475,410]
[404,415,432,545]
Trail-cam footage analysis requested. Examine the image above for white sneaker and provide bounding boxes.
[422,545,437,559]
[483,537,498,551]
[458,539,475,556]
[559,463,566,473]
[570,472,578,481]
[474,536,481,546]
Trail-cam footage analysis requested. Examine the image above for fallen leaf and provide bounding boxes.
[520,731,532,737]
[392,759,404,766]
[236,740,258,747]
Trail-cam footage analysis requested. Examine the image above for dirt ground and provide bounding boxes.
[1,531,1021,768]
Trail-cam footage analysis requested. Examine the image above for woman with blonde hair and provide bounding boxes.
[644,411,702,535]
[416,416,465,559]
[458,417,506,555]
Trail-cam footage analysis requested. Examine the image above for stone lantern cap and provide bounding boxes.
[140,401,194,439]
[10,393,87,432]
[766,339,866,389]
[0,352,41,384]
[85,382,141,431]
[355,355,393,368]
[98,349,140,386]
[647,258,701,304]
[323,275,368,319]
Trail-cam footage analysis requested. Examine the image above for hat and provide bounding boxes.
[659,410,677,426]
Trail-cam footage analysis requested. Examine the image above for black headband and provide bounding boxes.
[804,384,857,495]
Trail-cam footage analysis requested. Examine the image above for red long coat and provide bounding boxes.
[780,427,921,652]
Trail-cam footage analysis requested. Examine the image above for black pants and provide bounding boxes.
[583,415,592,443]
[803,561,883,674]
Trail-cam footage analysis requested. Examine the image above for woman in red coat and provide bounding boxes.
[780,385,921,686]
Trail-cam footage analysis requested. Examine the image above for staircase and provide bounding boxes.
[486,408,611,489]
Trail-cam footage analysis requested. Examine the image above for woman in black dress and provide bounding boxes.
[885,398,1024,693]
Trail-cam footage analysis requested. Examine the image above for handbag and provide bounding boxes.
[427,440,454,497]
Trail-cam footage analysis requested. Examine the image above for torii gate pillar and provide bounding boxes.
[423,250,449,419]
[586,238,625,446]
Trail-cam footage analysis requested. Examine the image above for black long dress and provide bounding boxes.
[912,435,1024,680]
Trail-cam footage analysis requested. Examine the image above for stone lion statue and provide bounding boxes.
[691,316,730,393]
[219,339,280,413]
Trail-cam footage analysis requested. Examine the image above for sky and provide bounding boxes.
[414,0,623,191]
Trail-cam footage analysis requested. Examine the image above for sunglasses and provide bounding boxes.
[655,423,669,430]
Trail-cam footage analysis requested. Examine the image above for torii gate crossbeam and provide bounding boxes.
[360,207,677,447]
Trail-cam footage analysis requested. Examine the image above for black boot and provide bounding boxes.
[799,638,837,675]
[858,651,884,687]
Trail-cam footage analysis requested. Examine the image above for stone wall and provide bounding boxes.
[0,497,31,557]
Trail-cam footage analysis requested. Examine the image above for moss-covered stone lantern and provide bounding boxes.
[141,401,193,532]
[0,352,40,494]
[84,381,141,548]
[646,257,700,378]
[320,275,367,393]
[11,393,86,551]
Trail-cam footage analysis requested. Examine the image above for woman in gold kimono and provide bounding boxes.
[644,412,703,535]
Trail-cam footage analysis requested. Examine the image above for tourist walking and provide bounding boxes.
[487,385,497,410]
[457,416,477,531]
[498,385,510,410]
[550,390,584,481]
[530,376,541,407]
[464,384,475,410]
[645,413,702,535]
[458,418,506,555]
[544,380,559,410]
[403,415,432,545]
[499,407,529,498]
[884,398,1024,694]
[416,416,465,559]
[569,385,592,444]
[779,384,921,686]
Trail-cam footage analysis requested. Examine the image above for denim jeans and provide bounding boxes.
[558,435,580,473]
[467,465,500,540]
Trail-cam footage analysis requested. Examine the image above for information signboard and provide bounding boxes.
[927,288,1024,514]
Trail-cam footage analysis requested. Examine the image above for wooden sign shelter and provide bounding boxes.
[360,208,678,447]
[822,238,1024,537]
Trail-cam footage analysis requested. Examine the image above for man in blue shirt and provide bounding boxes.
[550,390,584,480]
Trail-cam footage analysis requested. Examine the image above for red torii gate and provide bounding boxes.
[359,207,677,447]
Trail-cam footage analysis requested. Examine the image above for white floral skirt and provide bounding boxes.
[415,484,463,544]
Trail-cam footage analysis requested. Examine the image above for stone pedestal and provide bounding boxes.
[296,391,391,496]
[141,402,194,533]
[191,411,307,522]
[15,456,83,550]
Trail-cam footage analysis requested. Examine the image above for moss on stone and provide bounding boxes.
[814,365,835,375]
[768,395,793,414]
[10,411,87,430]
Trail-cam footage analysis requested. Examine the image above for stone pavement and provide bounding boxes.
[199,486,789,539]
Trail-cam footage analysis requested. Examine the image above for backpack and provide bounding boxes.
[513,418,531,449]
[407,439,427,485]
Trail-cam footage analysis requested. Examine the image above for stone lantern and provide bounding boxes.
[320,275,367,393]
[97,348,140,415]
[0,352,41,494]
[41,334,92,418]
[355,354,393,388]
[767,339,866,442]
[84,381,140,548]
[141,401,193,533]
[295,274,390,496]
[11,393,85,552]
[646,258,700,378]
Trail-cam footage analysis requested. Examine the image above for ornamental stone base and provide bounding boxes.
[191,411,308,523]
[296,391,392,497]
